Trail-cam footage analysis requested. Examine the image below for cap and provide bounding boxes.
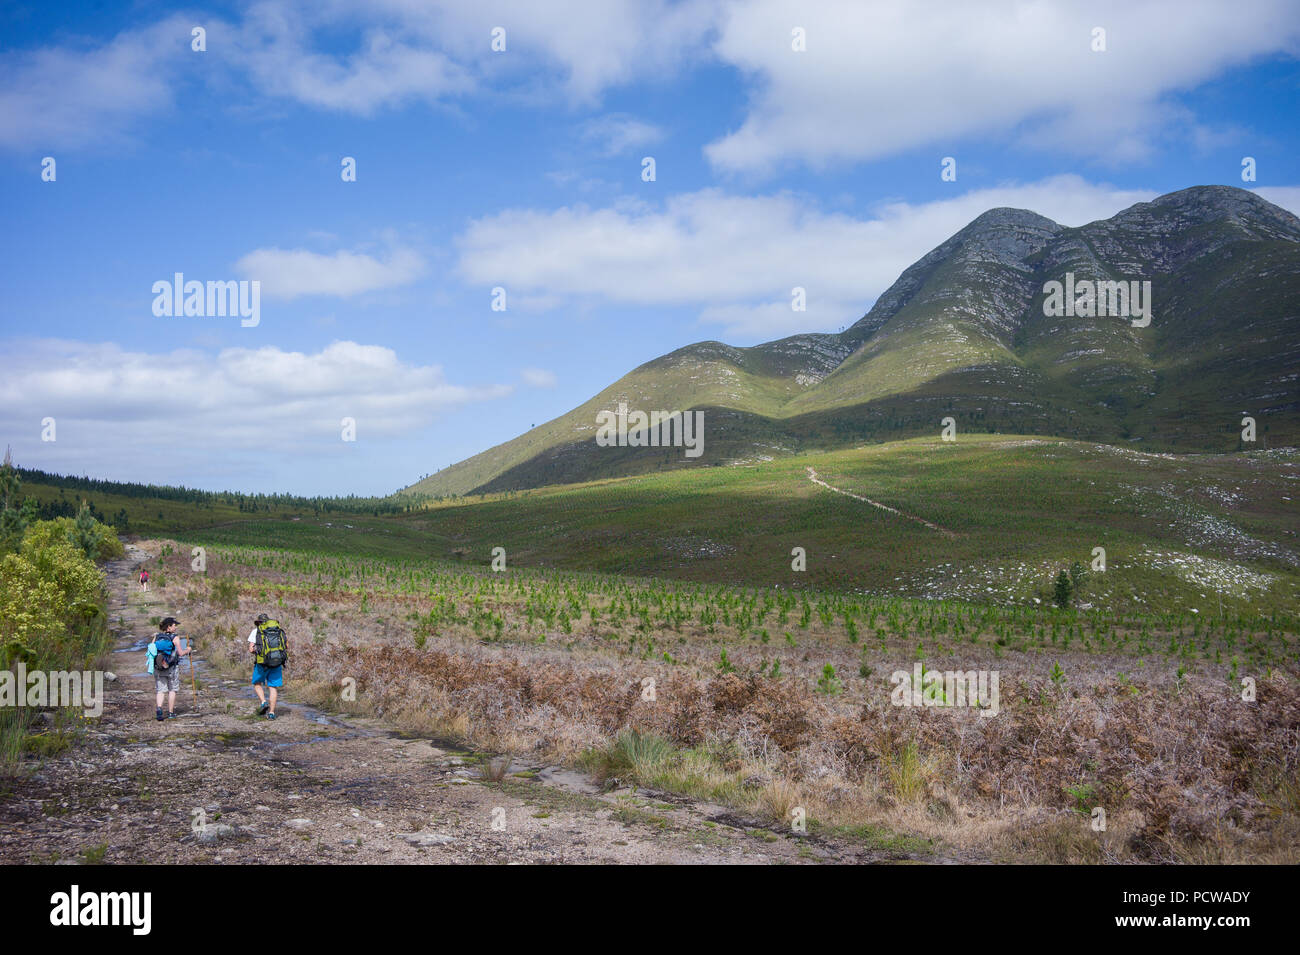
[254,613,270,623]
[159,617,180,629]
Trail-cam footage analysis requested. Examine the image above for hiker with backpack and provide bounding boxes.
[139,568,150,592]
[248,613,289,720]
[147,617,192,721]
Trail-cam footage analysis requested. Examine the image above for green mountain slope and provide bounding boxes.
[410,186,1300,497]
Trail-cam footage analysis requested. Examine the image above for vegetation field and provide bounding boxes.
[108,435,1298,621]
[16,436,1300,861]
[142,522,1298,863]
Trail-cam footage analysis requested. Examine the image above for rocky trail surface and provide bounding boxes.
[0,545,933,865]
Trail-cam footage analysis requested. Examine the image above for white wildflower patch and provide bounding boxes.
[1114,482,1297,566]
[1141,548,1275,594]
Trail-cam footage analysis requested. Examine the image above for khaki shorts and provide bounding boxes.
[154,664,181,693]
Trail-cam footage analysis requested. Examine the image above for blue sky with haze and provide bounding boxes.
[2,0,1298,494]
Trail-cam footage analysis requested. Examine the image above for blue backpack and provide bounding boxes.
[154,634,179,670]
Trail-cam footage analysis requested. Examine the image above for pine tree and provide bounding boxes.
[1053,570,1073,609]
[70,501,104,559]
[0,447,27,554]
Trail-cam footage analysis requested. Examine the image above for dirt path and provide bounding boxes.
[806,467,956,537]
[0,545,925,865]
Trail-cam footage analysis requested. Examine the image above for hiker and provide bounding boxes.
[248,613,289,720]
[139,568,150,592]
[147,617,192,721]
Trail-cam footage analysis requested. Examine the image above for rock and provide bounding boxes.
[396,831,455,847]
[104,672,118,682]
[285,818,313,829]
[196,824,236,844]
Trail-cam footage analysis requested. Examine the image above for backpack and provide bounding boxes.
[154,635,178,670]
[256,621,288,668]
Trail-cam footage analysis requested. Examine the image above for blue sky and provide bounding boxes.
[2,0,1298,494]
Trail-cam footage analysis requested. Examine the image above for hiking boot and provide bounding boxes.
[257,701,270,716]
[155,707,164,721]
[167,711,178,719]
[266,712,277,721]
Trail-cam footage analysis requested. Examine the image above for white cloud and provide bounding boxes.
[698,300,851,340]
[579,114,664,156]
[705,0,1300,173]
[0,339,512,481]
[235,246,425,299]
[0,1,718,149]
[379,0,717,102]
[229,2,474,114]
[0,16,194,149]
[9,0,1297,167]
[456,175,1158,340]
[521,367,558,388]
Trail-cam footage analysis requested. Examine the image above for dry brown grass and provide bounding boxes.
[146,540,1300,863]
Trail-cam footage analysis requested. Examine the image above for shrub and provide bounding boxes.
[3,536,104,656]
[21,510,123,562]
[1,518,110,778]
[211,577,240,610]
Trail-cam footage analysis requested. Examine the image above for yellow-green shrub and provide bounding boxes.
[3,518,110,667]
[2,519,112,774]
[21,513,123,562]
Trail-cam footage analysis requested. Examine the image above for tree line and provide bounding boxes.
[14,464,431,518]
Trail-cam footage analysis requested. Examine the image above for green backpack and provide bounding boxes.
[256,620,288,668]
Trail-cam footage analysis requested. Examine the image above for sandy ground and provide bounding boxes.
[0,545,932,865]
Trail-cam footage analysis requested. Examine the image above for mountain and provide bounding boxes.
[410,186,1300,497]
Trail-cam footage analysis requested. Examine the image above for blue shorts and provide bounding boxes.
[252,663,284,688]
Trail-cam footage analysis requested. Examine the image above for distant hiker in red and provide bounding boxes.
[139,568,150,592]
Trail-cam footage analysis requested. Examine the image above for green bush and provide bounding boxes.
[211,577,240,610]
[21,508,123,562]
[1,516,113,779]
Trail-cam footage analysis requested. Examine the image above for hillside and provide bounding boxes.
[173,435,1300,621]
[409,186,1300,497]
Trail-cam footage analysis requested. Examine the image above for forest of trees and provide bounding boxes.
[15,465,430,519]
